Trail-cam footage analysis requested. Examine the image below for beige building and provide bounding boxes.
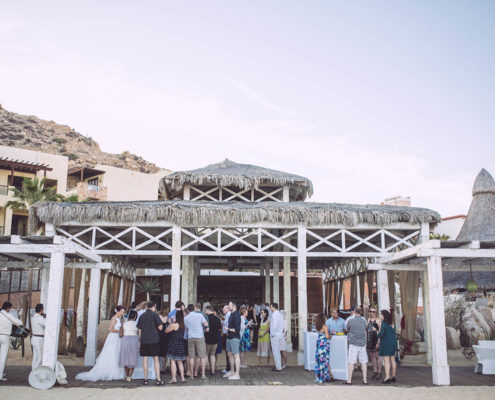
[0,145,171,235]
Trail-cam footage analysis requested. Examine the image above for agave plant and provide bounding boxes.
[135,278,161,301]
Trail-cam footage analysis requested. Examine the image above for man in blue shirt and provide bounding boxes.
[325,308,346,334]
[168,301,184,323]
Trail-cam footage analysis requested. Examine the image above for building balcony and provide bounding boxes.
[75,182,108,201]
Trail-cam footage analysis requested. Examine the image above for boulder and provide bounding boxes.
[446,327,460,349]
[97,320,111,351]
[476,306,495,335]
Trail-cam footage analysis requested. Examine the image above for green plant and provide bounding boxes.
[430,232,450,240]
[53,137,67,144]
[6,176,63,211]
[65,153,79,161]
[135,279,161,301]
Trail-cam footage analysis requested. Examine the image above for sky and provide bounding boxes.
[1,1,494,217]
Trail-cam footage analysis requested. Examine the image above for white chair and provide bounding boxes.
[473,345,495,374]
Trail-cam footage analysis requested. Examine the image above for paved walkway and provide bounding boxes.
[3,365,495,388]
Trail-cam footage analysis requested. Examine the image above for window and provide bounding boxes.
[88,178,99,187]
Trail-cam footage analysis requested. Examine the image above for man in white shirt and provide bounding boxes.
[0,302,22,381]
[31,303,46,370]
[184,303,209,379]
[221,305,231,374]
[269,303,285,372]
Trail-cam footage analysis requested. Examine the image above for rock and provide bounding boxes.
[471,308,491,338]
[476,306,495,335]
[446,327,461,349]
[97,320,111,351]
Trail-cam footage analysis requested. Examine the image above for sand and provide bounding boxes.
[1,385,494,400]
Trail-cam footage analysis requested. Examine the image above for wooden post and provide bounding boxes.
[273,256,280,305]
[85,268,101,366]
[117,276,124,305]
[182,256,191,304]
[171,225,181,308]
[356,274,361,307]
[297,225,307,365]
[42,251,65,369]
[264,261,271,304]
[282,185,290,202]
[283,255,291,349]
[183,184,191,200]
[427,255,450,385]
[131,279,136,302]
[376,270,390,312]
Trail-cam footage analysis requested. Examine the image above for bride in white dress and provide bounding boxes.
[76,306,126,381]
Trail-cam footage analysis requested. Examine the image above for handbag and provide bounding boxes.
[1,311,30,338]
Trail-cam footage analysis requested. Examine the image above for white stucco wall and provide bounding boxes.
[434,216,466,240]
[95,164,171,201]
[0,145,69,193]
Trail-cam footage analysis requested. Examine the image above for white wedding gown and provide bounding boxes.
[76,317,125,381]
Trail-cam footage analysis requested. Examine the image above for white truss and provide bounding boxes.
[189,185,284,202]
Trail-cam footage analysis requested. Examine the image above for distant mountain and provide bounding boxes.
[0,104,161,173]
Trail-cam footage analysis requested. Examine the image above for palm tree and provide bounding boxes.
[135,279,161,302]
[5,176,63,211]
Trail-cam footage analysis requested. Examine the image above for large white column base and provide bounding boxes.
[432,364,450,385]
[297,351,305,365]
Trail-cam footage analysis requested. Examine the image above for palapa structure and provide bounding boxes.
[443,168,495,290]
[3,159,446,384]
[367,168,495,385]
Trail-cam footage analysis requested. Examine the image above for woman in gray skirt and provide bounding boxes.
[120,310,140,381]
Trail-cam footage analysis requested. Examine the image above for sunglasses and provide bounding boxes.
[370,310,376,313]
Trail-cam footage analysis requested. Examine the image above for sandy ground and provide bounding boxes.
[1,385,494,400]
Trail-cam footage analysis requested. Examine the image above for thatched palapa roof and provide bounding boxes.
[30,200,440,231]
[160,159,314,201]
[444,168,495,289]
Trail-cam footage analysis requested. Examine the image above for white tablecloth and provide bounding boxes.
[303,332,348,381]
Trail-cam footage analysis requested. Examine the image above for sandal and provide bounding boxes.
[168,379,177,384]
[143,380,149,385]
[342,381,352,385]
[156,379,165,385]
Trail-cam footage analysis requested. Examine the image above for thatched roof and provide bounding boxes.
[160,159,313,201]
[29,200,440,231]
[444,169,495,289]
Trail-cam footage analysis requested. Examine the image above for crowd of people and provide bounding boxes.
[314,306,398,385]
[75,299,290,385]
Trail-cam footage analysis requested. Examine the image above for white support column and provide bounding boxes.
[427,255,450,385]
[339,280,344,310]
[182,256,192,304]
[356,274,361,307]
[264,261,271,304]
[282,185,290,202]
[273,256,280,305]
[41,251,65,369]
[99,271,108,320]
[45,223,55,237]
[40,267,49,306]
[283,256,292,350]
[183,184,191,200]
[376,270,390,312]
[131,280,136,302]
[297,225,307,365]
[171,225,181,308]
[117,275,124,305]
[76,270,86,337]
[192,260,199,304]
[421,270,432,364]
[84,268,101,366]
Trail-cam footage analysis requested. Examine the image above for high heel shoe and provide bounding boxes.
[382,378,391,384]
[391,376,397,383]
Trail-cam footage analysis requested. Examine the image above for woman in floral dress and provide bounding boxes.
[239,306,253,368]
[314,312,333,383]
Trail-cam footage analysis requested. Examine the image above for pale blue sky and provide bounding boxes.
[1,1,494,216]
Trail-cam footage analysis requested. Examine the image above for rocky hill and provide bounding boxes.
[0,104,161,173]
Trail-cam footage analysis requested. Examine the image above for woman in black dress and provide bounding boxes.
[367,307,381,380]
[165,310,186,383]
[158,308,169,373]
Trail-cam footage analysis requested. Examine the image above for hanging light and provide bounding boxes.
[466,264,479,293]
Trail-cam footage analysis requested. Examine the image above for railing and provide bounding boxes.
[87,184,100,192]
[0,185,8,196]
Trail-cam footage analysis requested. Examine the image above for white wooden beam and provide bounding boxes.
[85,267,101,366]
[170,225,181,307]
[273,256,280,305]
[426,255,450,385]
[42,251,65,369]
[297,225,307,365]
[283,255,291,348]
[376,269,390,312]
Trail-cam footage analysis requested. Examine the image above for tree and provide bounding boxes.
[5,176,63,211]
[135,279,161,302]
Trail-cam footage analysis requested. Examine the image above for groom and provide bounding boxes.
[137,302,164,385]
